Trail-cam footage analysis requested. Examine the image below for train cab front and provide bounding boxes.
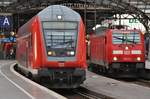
[109,30,145,77]
[38,21,86,88]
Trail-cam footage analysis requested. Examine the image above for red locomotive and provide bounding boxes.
[89,25,145,77]
[16,5,87,88]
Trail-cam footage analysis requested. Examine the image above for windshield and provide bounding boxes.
[42,22,78,57]
[112,32,140,44]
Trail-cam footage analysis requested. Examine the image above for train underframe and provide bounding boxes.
[16,64,86,88]
[89,62,145,78]
[108,62,145,78]
[34,68,86,88]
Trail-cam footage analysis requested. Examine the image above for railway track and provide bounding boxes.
[90,66,150,87]
[72,87,113,99]
[124,79,150,88]
[41,82,114,99]
[116,69,150,88]
[48,87,114,99]
[73,89,102,99]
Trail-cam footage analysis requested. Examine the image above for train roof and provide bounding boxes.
[38,5,81,22]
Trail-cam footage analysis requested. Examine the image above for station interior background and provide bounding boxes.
[0,0,149,60]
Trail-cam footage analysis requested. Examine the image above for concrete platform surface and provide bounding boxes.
[0,61,66,99]
[82,70,150,99]
[146,60,150,69]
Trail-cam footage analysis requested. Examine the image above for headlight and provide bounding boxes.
[70,51,75,55]
[113,57,118,61]
[113,50,123,54]
[131,50,141,54]
[137,57,141,61]
[125,46,129,50]
[48,51,52,55]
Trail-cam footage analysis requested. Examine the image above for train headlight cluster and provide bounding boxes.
[131,50,141,54]
[113,56,118,61]
[48,51,55,56]
[67,51,75,56]
[113,50,123,54]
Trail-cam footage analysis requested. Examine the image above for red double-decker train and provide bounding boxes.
[16,5,87,88]
[89,25,145,77]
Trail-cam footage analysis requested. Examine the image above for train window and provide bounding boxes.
[42,22,77,30]
[44,31,76,48]
[29,33,32,48]
[94,26,107,35]
[42,22,78,57]
[112,32,140,44]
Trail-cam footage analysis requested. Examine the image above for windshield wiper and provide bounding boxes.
[126,39,137,44]
[113,36,137,44]
[113,36,126,42]
[49,40,74,48]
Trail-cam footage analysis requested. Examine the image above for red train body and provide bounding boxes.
[16,5,87,88]
[90,26,145,77]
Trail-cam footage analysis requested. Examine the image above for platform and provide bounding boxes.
[82,69,150,99]
[146,60,150,69]
[0,60,66,99]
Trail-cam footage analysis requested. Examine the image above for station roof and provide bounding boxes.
[0,0,148,15]
[126,0,150,16]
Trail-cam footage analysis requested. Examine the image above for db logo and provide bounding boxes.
[58,63,65,67]
[124,51,130,55]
